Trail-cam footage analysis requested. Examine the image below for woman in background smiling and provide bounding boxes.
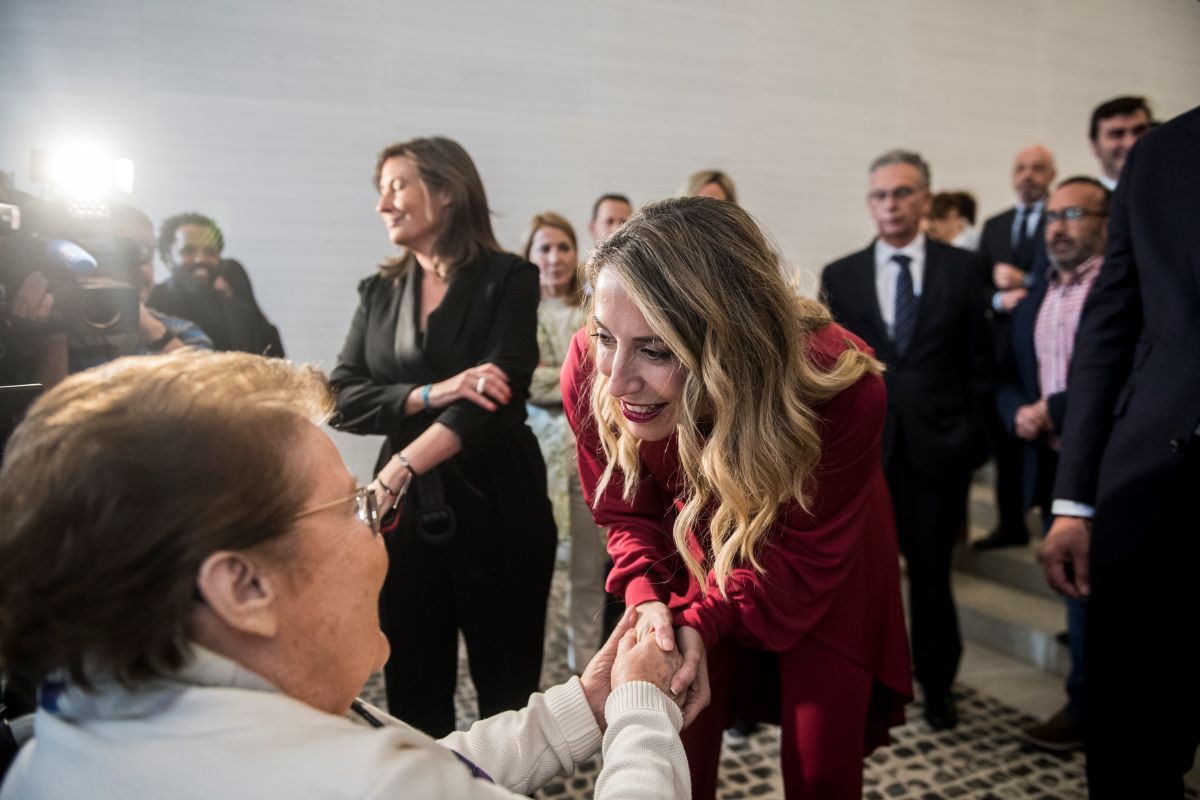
[330,137,556,736]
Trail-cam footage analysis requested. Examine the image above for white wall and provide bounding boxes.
[3,0,1198,476]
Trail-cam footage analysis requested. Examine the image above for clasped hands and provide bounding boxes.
[993,262,1029,313]
[579,603,711,733]
[1014,397,1052,441]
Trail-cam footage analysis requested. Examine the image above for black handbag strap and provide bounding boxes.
[413,466,456,546]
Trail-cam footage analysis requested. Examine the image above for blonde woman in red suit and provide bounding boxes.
[562,197,911,799]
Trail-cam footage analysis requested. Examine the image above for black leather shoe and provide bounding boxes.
[924,693,959,731]
[972,527,1030,550]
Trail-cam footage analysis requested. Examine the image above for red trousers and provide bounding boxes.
[680,635,873,800]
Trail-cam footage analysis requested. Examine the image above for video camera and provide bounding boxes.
[0,188,141,339]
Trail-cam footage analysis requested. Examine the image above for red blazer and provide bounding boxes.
[562,322,911,744]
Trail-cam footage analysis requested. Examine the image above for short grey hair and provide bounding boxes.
[869,149,931,188]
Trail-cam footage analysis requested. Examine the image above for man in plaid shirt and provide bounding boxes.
[994,176,1110,752]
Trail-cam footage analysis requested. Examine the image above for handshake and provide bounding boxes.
[579,604,711,731]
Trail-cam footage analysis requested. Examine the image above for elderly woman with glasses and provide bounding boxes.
[0,351,690,799]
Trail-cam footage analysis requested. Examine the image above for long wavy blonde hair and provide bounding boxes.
[585,197,881,594]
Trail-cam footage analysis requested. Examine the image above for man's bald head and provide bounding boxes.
[1011,145,1057,205]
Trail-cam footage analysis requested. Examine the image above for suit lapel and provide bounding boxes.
[425,256,486,360]
[912,240,945,349]
[851,245,890,350]
[1183,111,1200,299]
[997,208,1017,261]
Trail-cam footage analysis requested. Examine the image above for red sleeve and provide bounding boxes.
[676,329,891,651]
[561,329,685,608]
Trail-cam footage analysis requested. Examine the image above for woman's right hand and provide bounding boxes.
[424,363,512,412]
[634,600,677,652]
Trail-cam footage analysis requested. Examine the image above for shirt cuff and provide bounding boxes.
[1050,499,1095,519]
[991,291,1007,313]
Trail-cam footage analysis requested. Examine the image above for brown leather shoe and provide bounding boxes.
[1019,705,1083,751]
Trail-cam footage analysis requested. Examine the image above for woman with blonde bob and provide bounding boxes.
[521,211,608,672]
[561,197,912,799]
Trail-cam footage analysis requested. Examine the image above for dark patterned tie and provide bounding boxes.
[1013,206,1034,270]
[892,253,917,355]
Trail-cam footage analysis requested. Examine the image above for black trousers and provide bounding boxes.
[1084,439,1200,799]
[989,315,1028,539]
[886,431,969,698]
[989,409,1029,538]
[379,436,557,738]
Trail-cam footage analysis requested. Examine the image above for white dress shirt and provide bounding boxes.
[953,226,981,252]
[874,233,926,337]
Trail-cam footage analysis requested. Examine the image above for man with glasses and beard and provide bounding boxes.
[994,177,1110,752]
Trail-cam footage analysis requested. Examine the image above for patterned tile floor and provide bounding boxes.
[362,547,1199,799]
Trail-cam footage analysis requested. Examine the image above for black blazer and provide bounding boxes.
[216,259,285,358]
[1052,105,1200,563]
[147,276,283,357]
[329,250,541,458]
[820,238,993,478]
[994,281,1069,509]
[979,206,1048,278]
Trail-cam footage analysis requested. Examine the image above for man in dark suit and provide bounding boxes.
[1042,106,1200,797]
[148,212,284,357]
[996,177,1110,752]
[821,149,991,730]
[975,144,1057,549]
[1088,95,1152,192]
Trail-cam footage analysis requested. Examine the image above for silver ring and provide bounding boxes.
[476,376,487,394]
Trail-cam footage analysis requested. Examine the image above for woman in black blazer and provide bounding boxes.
[330,137,556,736]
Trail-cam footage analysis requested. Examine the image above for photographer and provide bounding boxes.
[69,205,212,372]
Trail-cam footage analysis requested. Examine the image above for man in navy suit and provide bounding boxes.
[1042,106,1200,798]
[820,150,992,731]
[975,145,1057,550]
[980,145,1057,312]
[996,176,1110,752]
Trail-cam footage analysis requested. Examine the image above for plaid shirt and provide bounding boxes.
[1033,254,1102,448]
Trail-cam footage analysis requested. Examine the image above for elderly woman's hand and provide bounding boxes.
[611,628,684,701]
[578,605,636,731]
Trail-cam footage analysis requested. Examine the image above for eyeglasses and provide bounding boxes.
[291,487,380,535]
[868,186,924,203]
[1045,207,1107,224]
